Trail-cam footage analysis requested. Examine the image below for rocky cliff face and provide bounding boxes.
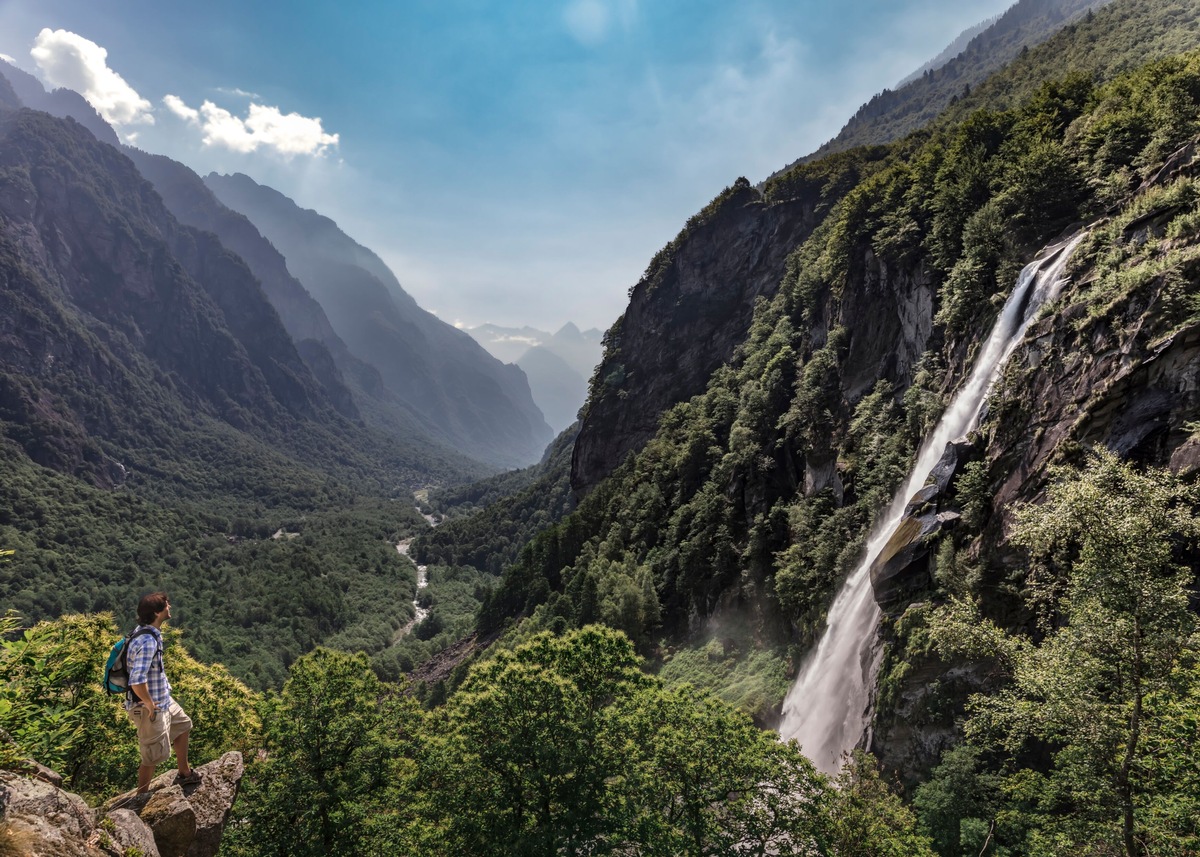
[571,180,820,496]
[205,172,553,468]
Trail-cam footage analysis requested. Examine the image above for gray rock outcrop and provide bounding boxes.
[0,768,97,856]
[572,180,819,497]
[0,752,242,857]
[103,752,244,857]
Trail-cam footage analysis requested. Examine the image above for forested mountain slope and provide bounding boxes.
[0,100,483,685]
[787,0,1112,166]
[577,0,1200,502]
[571,179,825,494]
[480,0,1200,776]
[413,425,578,575]
[0,61,491,464]
[205,172,554,468]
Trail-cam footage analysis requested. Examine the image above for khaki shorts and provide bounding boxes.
[127,700,192,766]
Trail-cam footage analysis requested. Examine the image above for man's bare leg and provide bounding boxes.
[173,729,192,777]
[137,763,155,793]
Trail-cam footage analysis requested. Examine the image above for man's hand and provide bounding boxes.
[131,682,156,716]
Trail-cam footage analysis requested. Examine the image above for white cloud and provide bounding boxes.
[564,0,610,46]
[162,94,199,123]
[216,86,260,99]
[0,54,15,65]
[30,28,153,125]
[164,95,339,157]
[497,334,543,347]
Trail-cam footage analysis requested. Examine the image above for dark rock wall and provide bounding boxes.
[572,183,818,496]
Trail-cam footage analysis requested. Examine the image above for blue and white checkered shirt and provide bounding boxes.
[125,625,172,708]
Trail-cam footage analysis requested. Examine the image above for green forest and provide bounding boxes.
[3,449,1197,853]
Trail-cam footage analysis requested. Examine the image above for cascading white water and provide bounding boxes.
[777,234,1084,773]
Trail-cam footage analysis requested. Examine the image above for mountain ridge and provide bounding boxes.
[205,171,554,468]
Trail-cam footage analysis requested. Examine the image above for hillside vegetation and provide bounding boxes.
[788,0,1111,165]
[0,103,485,688]
[412,425,577,575]
[486,47,1200,647]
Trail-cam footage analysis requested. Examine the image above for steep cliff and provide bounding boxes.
[572,179,822,496]
[574,0,1200,505]
[475,9,1200,759]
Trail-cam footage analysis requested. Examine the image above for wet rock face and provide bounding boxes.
[870,508,961,607]
[988,302,1200,521]
[868,439,973,608]
[0,752,243,857]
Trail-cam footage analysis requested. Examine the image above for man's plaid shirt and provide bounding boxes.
[125,625,172,708]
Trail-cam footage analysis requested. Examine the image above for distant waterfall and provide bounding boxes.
[777,234,1084,773]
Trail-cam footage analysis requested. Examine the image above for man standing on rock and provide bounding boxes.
[126,592,201,793]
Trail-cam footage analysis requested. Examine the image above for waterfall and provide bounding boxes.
[777,234,1084,773]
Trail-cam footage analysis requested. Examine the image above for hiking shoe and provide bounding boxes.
[177,770,202,786]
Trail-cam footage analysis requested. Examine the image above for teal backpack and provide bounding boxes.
[103,628,159,695]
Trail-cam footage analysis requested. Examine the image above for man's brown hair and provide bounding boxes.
[137,592,169,625]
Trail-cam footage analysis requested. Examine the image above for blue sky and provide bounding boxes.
[0,0,1014,332]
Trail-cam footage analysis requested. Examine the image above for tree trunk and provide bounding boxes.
[1119,624,1144,857]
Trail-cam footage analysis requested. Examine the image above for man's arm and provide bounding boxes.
[126,637,157,713]
[129,681,156,712]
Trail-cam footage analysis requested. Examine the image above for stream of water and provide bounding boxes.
[395,539,430,638]
[777,234,1084,773]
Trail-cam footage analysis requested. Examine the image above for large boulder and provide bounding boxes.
[870,509,960,608]
[102,751,244,857]
[0,752,243,857]
[0,769,97,857]
[105,808,162,857]
[136,785,196,857]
